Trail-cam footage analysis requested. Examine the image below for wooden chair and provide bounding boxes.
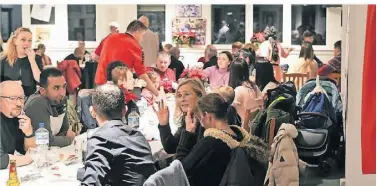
[268,118,276,148]
[328,72,341,86]
[282,72,309,91]
[242,108,261,134]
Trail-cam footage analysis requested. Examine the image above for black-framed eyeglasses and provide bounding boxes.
[0,96,26,102]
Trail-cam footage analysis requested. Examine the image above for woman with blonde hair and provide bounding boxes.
[288,42,318,79]
[0,27,43,96]
[155,78,206,154]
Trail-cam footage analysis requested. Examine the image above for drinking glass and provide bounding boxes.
[47,146,60,165]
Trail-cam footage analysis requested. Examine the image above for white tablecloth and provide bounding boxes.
[0,99,178,186]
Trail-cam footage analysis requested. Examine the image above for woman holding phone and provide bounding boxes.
[0,27,43,97]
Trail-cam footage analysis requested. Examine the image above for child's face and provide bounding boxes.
[117,71,134,90]
[154,77,161,89]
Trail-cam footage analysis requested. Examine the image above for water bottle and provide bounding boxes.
[35,123,49,151]
[127,108,140,130]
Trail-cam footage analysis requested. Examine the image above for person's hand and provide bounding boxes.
[25,48,36,62]
[185,107,197,133]
[18,115,33,136]
[18,155,33,166]
[66,126,76,138]
[153,100,169,126]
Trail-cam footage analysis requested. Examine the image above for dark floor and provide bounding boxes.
[300,165,345,186]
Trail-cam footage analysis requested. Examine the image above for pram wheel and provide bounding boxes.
[319,160,331,177]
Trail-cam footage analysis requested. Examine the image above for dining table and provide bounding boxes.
[0,97,177,186]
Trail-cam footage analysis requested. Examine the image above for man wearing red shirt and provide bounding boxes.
[95,20,159,96]
[147,52,176,93]
[92,22,120,61]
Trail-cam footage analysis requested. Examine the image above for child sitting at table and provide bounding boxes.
[141,71,161,106]
[111,66,139,119]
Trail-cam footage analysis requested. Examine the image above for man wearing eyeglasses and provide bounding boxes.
[0,81,35,169]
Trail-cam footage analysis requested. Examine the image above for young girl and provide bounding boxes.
[141,71,160,106]
[111,66,139,118]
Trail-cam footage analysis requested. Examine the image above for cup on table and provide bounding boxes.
[47,146,60,164]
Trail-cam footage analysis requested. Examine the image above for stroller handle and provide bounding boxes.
[297,112,328,119]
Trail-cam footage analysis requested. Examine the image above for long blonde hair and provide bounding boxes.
[174,78,207,123]
[0,27,32,66]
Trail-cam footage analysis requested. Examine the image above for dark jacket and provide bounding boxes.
[220,134,269,186]
[203,56,218,69]
[176,126,250,186]
[79,120,156,186]
[81,62,98,89]
[169,56,185,80]
[158,116,205,154]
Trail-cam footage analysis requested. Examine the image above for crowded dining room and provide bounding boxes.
[0,3,375,186]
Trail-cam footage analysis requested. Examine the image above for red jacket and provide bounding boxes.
[95,33,146,85]
[94,34,111,56]
[57,60,82,94]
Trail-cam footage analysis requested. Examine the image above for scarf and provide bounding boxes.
[119,84,138,104]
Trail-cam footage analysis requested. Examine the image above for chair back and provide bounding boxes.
[328,72,341,86]
[282,72,309,91]
[243,108,261,134]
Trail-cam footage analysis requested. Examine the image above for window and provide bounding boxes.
[0,5,22,42]
[253,5,283,42]
[137,5,166,42]
[211,5,245,44]
[67,5,96,41]
[291,5,327,45]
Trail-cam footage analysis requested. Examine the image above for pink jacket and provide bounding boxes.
[203,66,230,88]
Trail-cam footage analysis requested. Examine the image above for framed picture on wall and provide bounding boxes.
[30,5,55,25]
[176,5,202,17]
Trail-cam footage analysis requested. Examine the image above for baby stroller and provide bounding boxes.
[294,76,344,176]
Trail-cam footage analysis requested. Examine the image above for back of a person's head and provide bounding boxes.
[126,20,147,33]
[211,86,235,104]
[229,58,249,89]
[232,41,243,49]
[39,68,63,88]
[299,42,314,61]
[255,62,276,90]
[107,61,127,81]
[92,84,124,120]
[138,15,150,28]
[168,47,179,58]
[206,45,218,59]
[198,93,229,121]
[74,47,83,55]
[111,66,131,85]
[303,30,313,38]
[37,44,45,50]
[164,44,173,50]
[334,40,341,51]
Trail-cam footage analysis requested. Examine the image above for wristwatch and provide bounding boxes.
[24,132,35,138]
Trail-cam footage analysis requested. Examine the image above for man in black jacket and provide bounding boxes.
[168,47,185,80]
[80,84,156,186]
[203,45,218,69]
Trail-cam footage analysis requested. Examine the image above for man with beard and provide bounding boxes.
[0,81,34,169]
[24,68,75,147]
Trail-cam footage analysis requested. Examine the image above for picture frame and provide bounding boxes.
[176,5,202,17]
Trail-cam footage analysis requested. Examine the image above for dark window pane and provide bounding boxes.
[291,5,327,45]
[68,5,96,41]
[211,5,245,44]
[137,5,166,42]
[0,5,22,42]
[253,5,283,43]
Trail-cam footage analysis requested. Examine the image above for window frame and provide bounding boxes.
[67,4,97,47]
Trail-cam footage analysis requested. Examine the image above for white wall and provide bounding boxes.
[343,4,376,186]
[19,4,342,67]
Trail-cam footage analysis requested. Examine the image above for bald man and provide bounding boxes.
[138,15,160,67]
[0,81,35,169]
